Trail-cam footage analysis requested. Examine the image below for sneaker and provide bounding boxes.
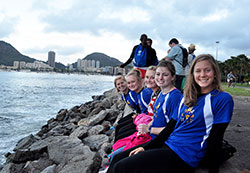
[98,166,109,173]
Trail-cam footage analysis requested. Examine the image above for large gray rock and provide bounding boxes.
[22,155,53,173]
[88,125,105,136]
[29,136,66,152]
[40,164,56,173]
[88,106,105,117]
[47,136,90,164]
[46,123,77,137]
[83,134,109,151]
[69,125,88,139]
[13,134,38,151]
[104,109,120,122]
[0,163,24,173]
[56,152,101,173]
[88,110,108,126]
[56,109,68,121]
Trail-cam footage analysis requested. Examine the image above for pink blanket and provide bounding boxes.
[112,113,152,151]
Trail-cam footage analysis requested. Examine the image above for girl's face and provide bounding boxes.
[145,70,157,89]
[116,79,128,93]
[126,75,141,92]
[193,60,215,93]
[155,67,174,90]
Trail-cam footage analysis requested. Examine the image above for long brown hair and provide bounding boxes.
[184,54,222,107]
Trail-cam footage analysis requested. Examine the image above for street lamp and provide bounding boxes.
[216,41,219,61]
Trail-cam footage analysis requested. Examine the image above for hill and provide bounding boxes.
[0,41,36,66]
[0,41,65,69]
[83,52,122,67]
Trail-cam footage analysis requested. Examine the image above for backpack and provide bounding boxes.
[180,46,188,68]
[175,46,188,68]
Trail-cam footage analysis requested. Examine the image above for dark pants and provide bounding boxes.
[175,75,185,91]
[114,116,136,142]
[107,144,194,173]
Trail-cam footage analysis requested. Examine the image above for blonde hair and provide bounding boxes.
[126,69,142,82]
[147,65,157,72]
[184,54,222,107]
[114,75,126,89]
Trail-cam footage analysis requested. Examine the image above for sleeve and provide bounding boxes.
[167,46,180,60]
[120,45,137,68]
[213,93,234,124]
[143,118,177,150]
[205,123,229,173]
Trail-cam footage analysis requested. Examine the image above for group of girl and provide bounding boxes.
[105,54,234,173]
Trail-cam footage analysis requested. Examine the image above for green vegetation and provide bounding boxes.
[222,84,250,96]
[218,54,250,83]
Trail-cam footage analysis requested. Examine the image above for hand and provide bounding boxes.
[138,124,149,134]
[129,147,145,156]
[132,114,137,119]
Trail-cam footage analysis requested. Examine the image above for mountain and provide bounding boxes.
[0,41,36,66]
[83,52,123,67]
[0,41,65,69]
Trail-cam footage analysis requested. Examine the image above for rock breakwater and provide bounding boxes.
[0,88,123,173]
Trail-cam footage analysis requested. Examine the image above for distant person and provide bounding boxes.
[185,43,196,74]
[147,38,158,66]
[182,44,196,89]
[227,71,236,87]
[120,34,158,78]
[164,38,186,91]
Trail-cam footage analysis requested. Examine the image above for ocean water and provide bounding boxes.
[0,71,115,164]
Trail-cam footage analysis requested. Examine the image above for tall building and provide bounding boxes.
[96,61,100,69]
[77,59,82,70]
[48,51,56,68]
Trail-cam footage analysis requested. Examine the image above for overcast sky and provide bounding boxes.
[1,0,250,65]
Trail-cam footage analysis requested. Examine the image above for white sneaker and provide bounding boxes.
[98,166,109,173]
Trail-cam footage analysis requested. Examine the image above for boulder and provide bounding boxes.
[22,154,53,173]
[69,125,88,139]
[0,162,24,173]
[88,110,108,126]
[40,164,56,173]
[88,125,105,136]
[47,136,90,164]
[56,109,68,121]
[13,134,38,151]
[56,152,101,173]
[83,134,109,151]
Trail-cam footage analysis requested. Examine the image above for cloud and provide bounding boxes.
[0,14,18,38]
[1,0,250,64]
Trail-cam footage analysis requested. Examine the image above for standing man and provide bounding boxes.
[164,38,185,90]
[120,34,158,78]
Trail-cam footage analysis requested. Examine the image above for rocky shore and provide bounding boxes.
[0,89,249,173]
